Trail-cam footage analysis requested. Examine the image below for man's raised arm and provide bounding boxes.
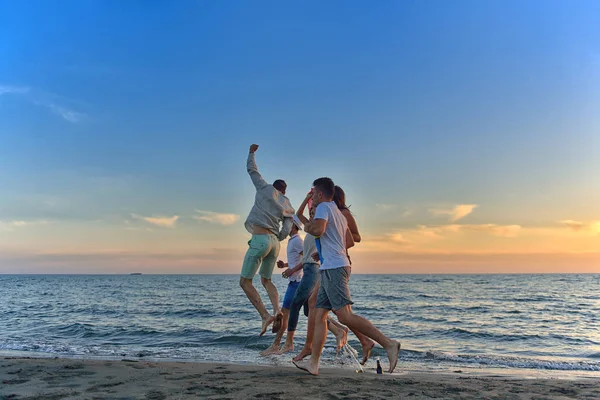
[247,144,268,190]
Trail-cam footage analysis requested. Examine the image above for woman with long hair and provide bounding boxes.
[327,185,375,364]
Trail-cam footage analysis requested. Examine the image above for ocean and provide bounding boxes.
[1,274,599,375]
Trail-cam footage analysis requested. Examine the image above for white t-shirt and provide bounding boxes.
[286,234,304,282]
[301,234,319,266]
[313,201,350,270]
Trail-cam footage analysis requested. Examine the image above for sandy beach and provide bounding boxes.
[1,356,599,400]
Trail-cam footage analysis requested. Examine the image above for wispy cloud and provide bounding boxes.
[194,210,240,226]
[388,232,410,243]
[0,85,30,95]
[458,224,522,237]
[0,83,86,123]
[42,102,85,123]
[385,223,521,243]
[376,203,395,211]
[131,214,179,228]
[0,219,51,231]
[559,220,600,235]
[430,204,478,222]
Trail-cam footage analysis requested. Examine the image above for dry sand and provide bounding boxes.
[1,356,599,399]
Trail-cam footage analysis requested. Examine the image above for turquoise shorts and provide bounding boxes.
[240,234,280,280]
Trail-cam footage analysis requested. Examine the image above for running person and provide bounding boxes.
[293,177,401,376]
[326,185,376,365]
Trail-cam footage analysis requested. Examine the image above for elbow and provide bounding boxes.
[313,228,326,237]
[306,226,323,237]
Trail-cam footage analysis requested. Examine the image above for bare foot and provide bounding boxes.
[334,327,348,353]
[360,340,376,365]
[271,312,283,333]
[385,341,401,373]
[260,344,280,357]
[259,315,275,337]
[292,347,312,362]
[292,360,318,376]
[277,343,294,355]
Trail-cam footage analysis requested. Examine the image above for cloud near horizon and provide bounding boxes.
[0,219,52,231]
[412,223,521,238]
[131,214,179,228]
[430,204,478,222]
[559,220,600,235]
[193,210,240,225]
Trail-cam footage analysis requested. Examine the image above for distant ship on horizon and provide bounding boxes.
[130,273,142,275]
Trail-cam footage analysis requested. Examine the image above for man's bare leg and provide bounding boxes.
[327,316,373,360]
[331,321,375,364]
[293,307,328,376]
[327,316,348,352]
[261,308,290,356]
[334,305,401,373]
[261,277,281,326]
[279,328,295,354]
[240,277,274,336]
[292,286,318,362]
[350,328,376,364]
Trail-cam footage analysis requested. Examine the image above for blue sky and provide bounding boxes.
[1,0,599,273]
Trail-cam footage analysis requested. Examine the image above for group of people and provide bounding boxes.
[239,144,401,376]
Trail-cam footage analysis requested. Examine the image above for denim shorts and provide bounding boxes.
[316,266,354,311]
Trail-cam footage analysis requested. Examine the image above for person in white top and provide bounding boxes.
[326,185,376,365]
[293,177,401,376]
[260,216,304,356]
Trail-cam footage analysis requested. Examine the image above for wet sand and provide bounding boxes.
[1,356,599,399]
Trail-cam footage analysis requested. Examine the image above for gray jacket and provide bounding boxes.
[244,152,295,241]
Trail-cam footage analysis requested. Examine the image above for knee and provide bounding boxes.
[315,308,329,321]
[239,277,252,289]
[334,310,351,325]
[289,298,301,311]
[260,277,271,287]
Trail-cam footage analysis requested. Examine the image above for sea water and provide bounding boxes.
[1,274,599,375]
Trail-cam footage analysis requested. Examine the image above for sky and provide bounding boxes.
[0,0,598,274]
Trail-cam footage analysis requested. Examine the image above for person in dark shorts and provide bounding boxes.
[293,177,401,376]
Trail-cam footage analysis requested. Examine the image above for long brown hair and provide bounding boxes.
[333,185,350,211]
